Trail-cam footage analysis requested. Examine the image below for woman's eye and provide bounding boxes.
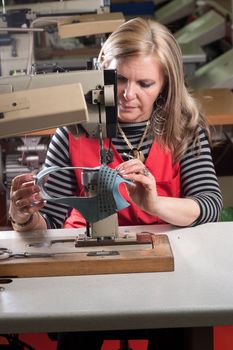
[139,81,154,88]
[117,75,127,83]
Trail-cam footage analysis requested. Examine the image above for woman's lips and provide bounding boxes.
[119,104,137,110]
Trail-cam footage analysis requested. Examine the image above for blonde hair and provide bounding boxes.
[98,17,209,162]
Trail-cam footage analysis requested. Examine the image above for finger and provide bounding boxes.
[122,172,153,186]
[10,186,43,216]
[124,167,150,177]
[21,180,36,188]
[117,163,146,176]
[26,200,46,214]
[15,198,46,215]
[19,202,45,215]
[15,191,43,207]
[11,183,41,202]
[15,191,44,210]
[116,159,143,172]
[11,173,35,191]
[21,182,41,193]
[142,168,150,177]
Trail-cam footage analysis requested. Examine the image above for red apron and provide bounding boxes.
[64,133,180,228]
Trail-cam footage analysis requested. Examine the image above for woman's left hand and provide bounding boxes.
[116,159,158,214]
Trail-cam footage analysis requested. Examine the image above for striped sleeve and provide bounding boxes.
[180,128,223,225]
[40,127,77,228]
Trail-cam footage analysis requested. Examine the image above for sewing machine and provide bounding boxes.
[0,67,121,231]
[0,68,174,276]
[0,0,172,274]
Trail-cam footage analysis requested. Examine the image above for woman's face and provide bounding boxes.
[108,55,164,123]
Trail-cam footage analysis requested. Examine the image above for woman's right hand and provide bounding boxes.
[9,173,45,225]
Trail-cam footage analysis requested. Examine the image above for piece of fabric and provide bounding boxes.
[36,165,132,223]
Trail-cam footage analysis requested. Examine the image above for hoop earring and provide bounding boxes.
[152,94,166,136]
[155,94,165,108]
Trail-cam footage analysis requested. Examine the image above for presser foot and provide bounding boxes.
[75,232,155,248]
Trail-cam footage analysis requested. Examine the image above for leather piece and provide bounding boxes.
[36,165,133,223]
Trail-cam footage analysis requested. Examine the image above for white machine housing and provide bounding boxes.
[0,69,117,139]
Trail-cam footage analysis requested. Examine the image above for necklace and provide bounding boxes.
[117,120,150,163]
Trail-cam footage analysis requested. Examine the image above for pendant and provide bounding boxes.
[133,149,145,163]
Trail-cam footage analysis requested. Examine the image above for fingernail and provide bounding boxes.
[128,181,136,186]
[118,169,125,174]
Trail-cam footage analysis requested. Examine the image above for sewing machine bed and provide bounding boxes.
[0,229,174,278]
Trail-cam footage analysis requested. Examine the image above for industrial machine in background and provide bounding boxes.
[155,0,233,86]
[155,0,196,27]
[0,0,124,76]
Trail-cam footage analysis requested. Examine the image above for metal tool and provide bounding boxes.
[0,247,55,260]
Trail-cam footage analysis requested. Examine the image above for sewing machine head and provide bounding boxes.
[0,68,118,139]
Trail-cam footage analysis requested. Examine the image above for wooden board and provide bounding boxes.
[193,88,233,126]
[57,12,125,39]
[0,235,174,278]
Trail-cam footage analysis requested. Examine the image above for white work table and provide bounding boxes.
[0,222,232,348]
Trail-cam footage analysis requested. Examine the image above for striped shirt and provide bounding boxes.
[40,122,223,228]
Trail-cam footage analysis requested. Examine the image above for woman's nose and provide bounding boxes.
[123,82,136,100]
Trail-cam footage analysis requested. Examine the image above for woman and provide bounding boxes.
[9,17,222,349]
